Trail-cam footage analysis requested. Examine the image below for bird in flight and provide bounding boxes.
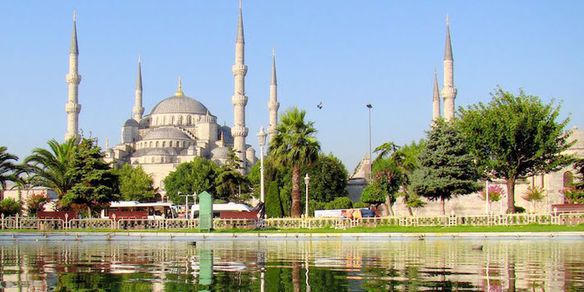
[317,101,324,109]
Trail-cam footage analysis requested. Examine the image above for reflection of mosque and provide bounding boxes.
[1,240,583,290]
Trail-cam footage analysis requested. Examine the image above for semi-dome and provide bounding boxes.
[123,119,139,127]
[143,127,191,141]
[211,146,230,160]
[150,95,209,115]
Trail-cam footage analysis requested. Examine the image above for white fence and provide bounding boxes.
[1,212,583,231]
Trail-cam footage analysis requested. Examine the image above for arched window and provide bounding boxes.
[171,116,175,125]
[178,116,183,125]
[155,141,159,148]
[563,171,574,188]
[162,141,166,147]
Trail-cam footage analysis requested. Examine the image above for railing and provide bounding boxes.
[1,212,584,231]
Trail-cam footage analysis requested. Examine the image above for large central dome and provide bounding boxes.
[151,95,209,115]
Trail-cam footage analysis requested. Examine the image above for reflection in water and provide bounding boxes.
[0,239,583,291]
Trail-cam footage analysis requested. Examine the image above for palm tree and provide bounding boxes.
[271,108,320,217]
[0,146,20,200]
[24,139,77,198]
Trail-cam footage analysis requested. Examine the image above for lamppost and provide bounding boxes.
[257,127,267,204]
[366,104,373,181]
[304,173,310,218]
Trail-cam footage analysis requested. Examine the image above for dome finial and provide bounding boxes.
[176,76,184,96]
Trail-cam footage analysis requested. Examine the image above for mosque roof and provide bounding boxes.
[142,127,192,141]
[123,119,139,127]
[150,95,209,115]
[211,146,230,160]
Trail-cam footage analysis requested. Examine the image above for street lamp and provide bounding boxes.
[304,173,310,217]
[366,104,373,181]
[257,127,267,204]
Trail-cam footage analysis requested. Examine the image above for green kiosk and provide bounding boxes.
[198,191,213,232]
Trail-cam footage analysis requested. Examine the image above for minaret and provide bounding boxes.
[65,11,82,141]
[432,71,440,122]
[231,0,249,171]
[132,57,144,121]
[441,16,457,122]
[268,49,279,137]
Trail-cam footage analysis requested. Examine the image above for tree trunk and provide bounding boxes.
[386,196,394,216]
[291,165,301,218]
[441,197,446,215]
[506,177,516,213]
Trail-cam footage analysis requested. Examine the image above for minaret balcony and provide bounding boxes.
[65,103,81,113]
[231,64,248,76]
[66,74,82,84]
[231,95,248,106]
[231,126,249,137]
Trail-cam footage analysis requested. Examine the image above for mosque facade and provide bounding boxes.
[63,5,280,190]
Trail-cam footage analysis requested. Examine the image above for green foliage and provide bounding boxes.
[265,181,283,218]
[163,157,220,204]
[115,164,156,202]
[522,186,546,202]
[324,197,353,210]
[563,190,584,204]
[352,201,369,208]
[24,139,77,198]
[413,120,482,214]
[458,88,573,212]
[25,192,48,216]
[0,197,21,216]
[62,138,120,214]
[0,146,20,197]
[215,148,250,202]
[308,153,348,202]
[361,181,386,205]
[271,107,320,217]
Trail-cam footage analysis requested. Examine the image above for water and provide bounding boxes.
[1,238,583,291]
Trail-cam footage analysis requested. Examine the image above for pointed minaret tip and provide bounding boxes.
[236,0,245,43]
[433,71,440,100]
[176,76,184,96]
[70,11,79,55]
[136,57,143,91]
[444,15,453,61]
[271,49,277,85]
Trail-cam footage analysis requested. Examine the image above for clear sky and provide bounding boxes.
[1,1,583,172]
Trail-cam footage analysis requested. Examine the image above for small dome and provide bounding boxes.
[123,119,139,127]
[151,95,209,115]
[211,146,230,160]
[142,127,191,141]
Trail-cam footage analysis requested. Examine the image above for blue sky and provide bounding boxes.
[1,1,583,172]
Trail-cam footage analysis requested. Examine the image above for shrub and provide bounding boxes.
[25,192,49,216]
[479,184,504,202]
[0,198,22,216]
[324,197,353,210]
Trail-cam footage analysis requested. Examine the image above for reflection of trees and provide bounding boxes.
[0,239,583,290]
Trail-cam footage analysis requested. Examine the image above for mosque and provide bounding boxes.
[62,5,280,189]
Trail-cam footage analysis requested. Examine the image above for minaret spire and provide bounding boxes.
[441,15,457,121]
[268,49,280,138]
[65,11,82,141]
[432,70,440,122]
[231,0,249,173]
[132,56,144,121]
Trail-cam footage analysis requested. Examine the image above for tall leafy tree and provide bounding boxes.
[413,120,481,214]
[308,153,348,203]
[0,146,20,200]
[459,88,573,213]
[271,107,320,217]
[163,157,220,204]
[24,139,77,198]
[62,138,120,215]
[395,141,426,215]
[115,164,156,202]
[215,148,250,202]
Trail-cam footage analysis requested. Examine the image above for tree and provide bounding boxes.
[163,157,220,204]
[459,88,573,213]
[0,198,21,216]
[522,185,546,212]
[25,192,49,216]
[308,154,348,203]
[24,139,77,199]
[0,146,20,200]
[62,138,120,215]
[413,120,482,214]
[265,181,283,218]
[395,141,426,216]
[115,164,156,202]
[360,181,386,211]
[271,107,320,217]
[215,148,250,202]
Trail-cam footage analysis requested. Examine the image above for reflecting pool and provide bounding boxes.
[1,238,583,291]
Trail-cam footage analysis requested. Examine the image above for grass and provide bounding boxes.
[2,224,584,234]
